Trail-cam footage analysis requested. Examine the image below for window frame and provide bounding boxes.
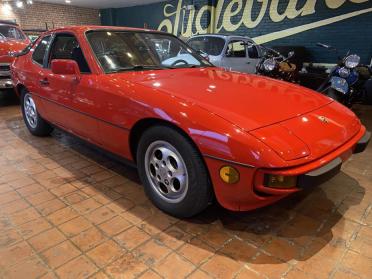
[45,31,91,74]
[31,35,52,67]
[225,39,248,58]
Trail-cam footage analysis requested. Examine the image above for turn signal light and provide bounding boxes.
[219,166,240,184]
[265,174,297,188]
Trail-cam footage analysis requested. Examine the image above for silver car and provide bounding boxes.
[186,34,262,73]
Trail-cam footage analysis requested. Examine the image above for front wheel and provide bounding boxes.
[137,126,212,218]
[21,91,53,137]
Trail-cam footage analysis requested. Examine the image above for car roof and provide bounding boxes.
[188,34,254,40]
[42,25,167,35]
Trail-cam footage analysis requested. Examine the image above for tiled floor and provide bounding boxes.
[0,95,371,279]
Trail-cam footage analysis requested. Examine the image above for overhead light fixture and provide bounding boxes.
[16,1,24,8]
[2,2,12,14]
[26,0,33,4]
[65,0,71,3]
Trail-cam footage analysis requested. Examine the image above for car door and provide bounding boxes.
[221,39,251,73]
[246,40,262,73]
[42,32,100,144]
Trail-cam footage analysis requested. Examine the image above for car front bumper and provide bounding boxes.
[204,127,370,211]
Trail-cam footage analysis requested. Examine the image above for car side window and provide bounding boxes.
[32,35,52,66]
[48,34,91,73]
[247,43,260,59]
[226,40,246,58]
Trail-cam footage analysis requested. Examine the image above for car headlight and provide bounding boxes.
[345,54,360,69]
[263,59,276,71]
[338,67,350,78]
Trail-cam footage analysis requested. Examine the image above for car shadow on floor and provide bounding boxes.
[0,90,19,107]
[5,115,365,266]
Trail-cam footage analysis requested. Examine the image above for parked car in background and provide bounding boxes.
[186,34,262,73]
[0,21,30,93]
[11,26,370,218]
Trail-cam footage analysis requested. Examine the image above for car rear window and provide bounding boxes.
[187,37,225,56]
[0,25,26,40]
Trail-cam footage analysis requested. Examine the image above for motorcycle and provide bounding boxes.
[316,43,371,107]
[256,47,299,83]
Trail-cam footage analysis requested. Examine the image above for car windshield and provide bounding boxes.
[0,25,26,40]
[187,36,225,56]
[86,30,213,73]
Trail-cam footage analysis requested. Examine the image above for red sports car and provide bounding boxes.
[11,26,370,217]
[0,21,30,92]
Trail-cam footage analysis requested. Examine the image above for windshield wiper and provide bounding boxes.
[109,65,170,73]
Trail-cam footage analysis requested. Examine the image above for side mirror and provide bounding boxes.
[51,59,80,76]
[287,51,295,58]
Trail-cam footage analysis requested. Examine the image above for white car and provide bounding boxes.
[186,34,263,73]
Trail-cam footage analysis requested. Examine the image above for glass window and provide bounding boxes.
[226,40,246,58]
[86,31,212,73]
[0,25,26,40]
[247,43,260,59]
[187,36,225,56]
[32,35,51,66]
[48,34,90,73]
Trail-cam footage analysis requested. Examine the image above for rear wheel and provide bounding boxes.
[137,125,212,218]
[21,90,53,137]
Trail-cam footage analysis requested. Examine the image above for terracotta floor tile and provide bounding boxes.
[9,207,41,225]
[220,238,258,263]
[16,184,45,197]
[98,215,132,236]
[58,216,92,237]
[154,253,195,279]
[0,241,34,268]
[0,184,13,195]
[201,254,243,279]
[0,191,21,205]
[50,183,77,197]
[56,255,97,279]
[62,190,89,205]
[262,237,301,262]
[187,269,214,279]
[105,254,148,279]
[106,197,135,213]
[134,238,172,266]
[87,240,125,268]
[35,198,67,216]
[245,253,291,279]
[86,206,117,225]
[71,227,107,252]
[0,199,30,215]
[26,191,56,206]
[342,250,372,276]
[138,269,162,279]
[178,238,215,265]
[235,267,266,279]
[72,198,102,214]
[41,240,81,269]
[0,228,23,249]
[154,225,193,250]
[88,271,110,279]
[28,228,66,252]
[47,207,79,225]
[2,255,48,279]
[115,226,151,251]
[17,217,52,239]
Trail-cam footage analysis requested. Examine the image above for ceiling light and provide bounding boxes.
[65,0,71,3]
[26,0,33,4]
[16,1,24,8]
[2,3,12,13]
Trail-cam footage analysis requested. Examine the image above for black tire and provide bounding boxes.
[137,125,212,218]
[20,89,53,137]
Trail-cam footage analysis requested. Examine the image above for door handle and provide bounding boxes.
[39,78,49,86]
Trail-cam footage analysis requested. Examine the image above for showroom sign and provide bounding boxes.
[101,0,372,64]
[158,0,371,42]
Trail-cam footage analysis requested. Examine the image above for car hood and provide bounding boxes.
[127,67,332,132]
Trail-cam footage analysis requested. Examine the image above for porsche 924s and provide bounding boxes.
[11,26,370,217]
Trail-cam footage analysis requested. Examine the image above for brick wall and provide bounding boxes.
[0,1,100,30]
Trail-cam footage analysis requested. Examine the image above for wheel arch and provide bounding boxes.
[129,118,204,164]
